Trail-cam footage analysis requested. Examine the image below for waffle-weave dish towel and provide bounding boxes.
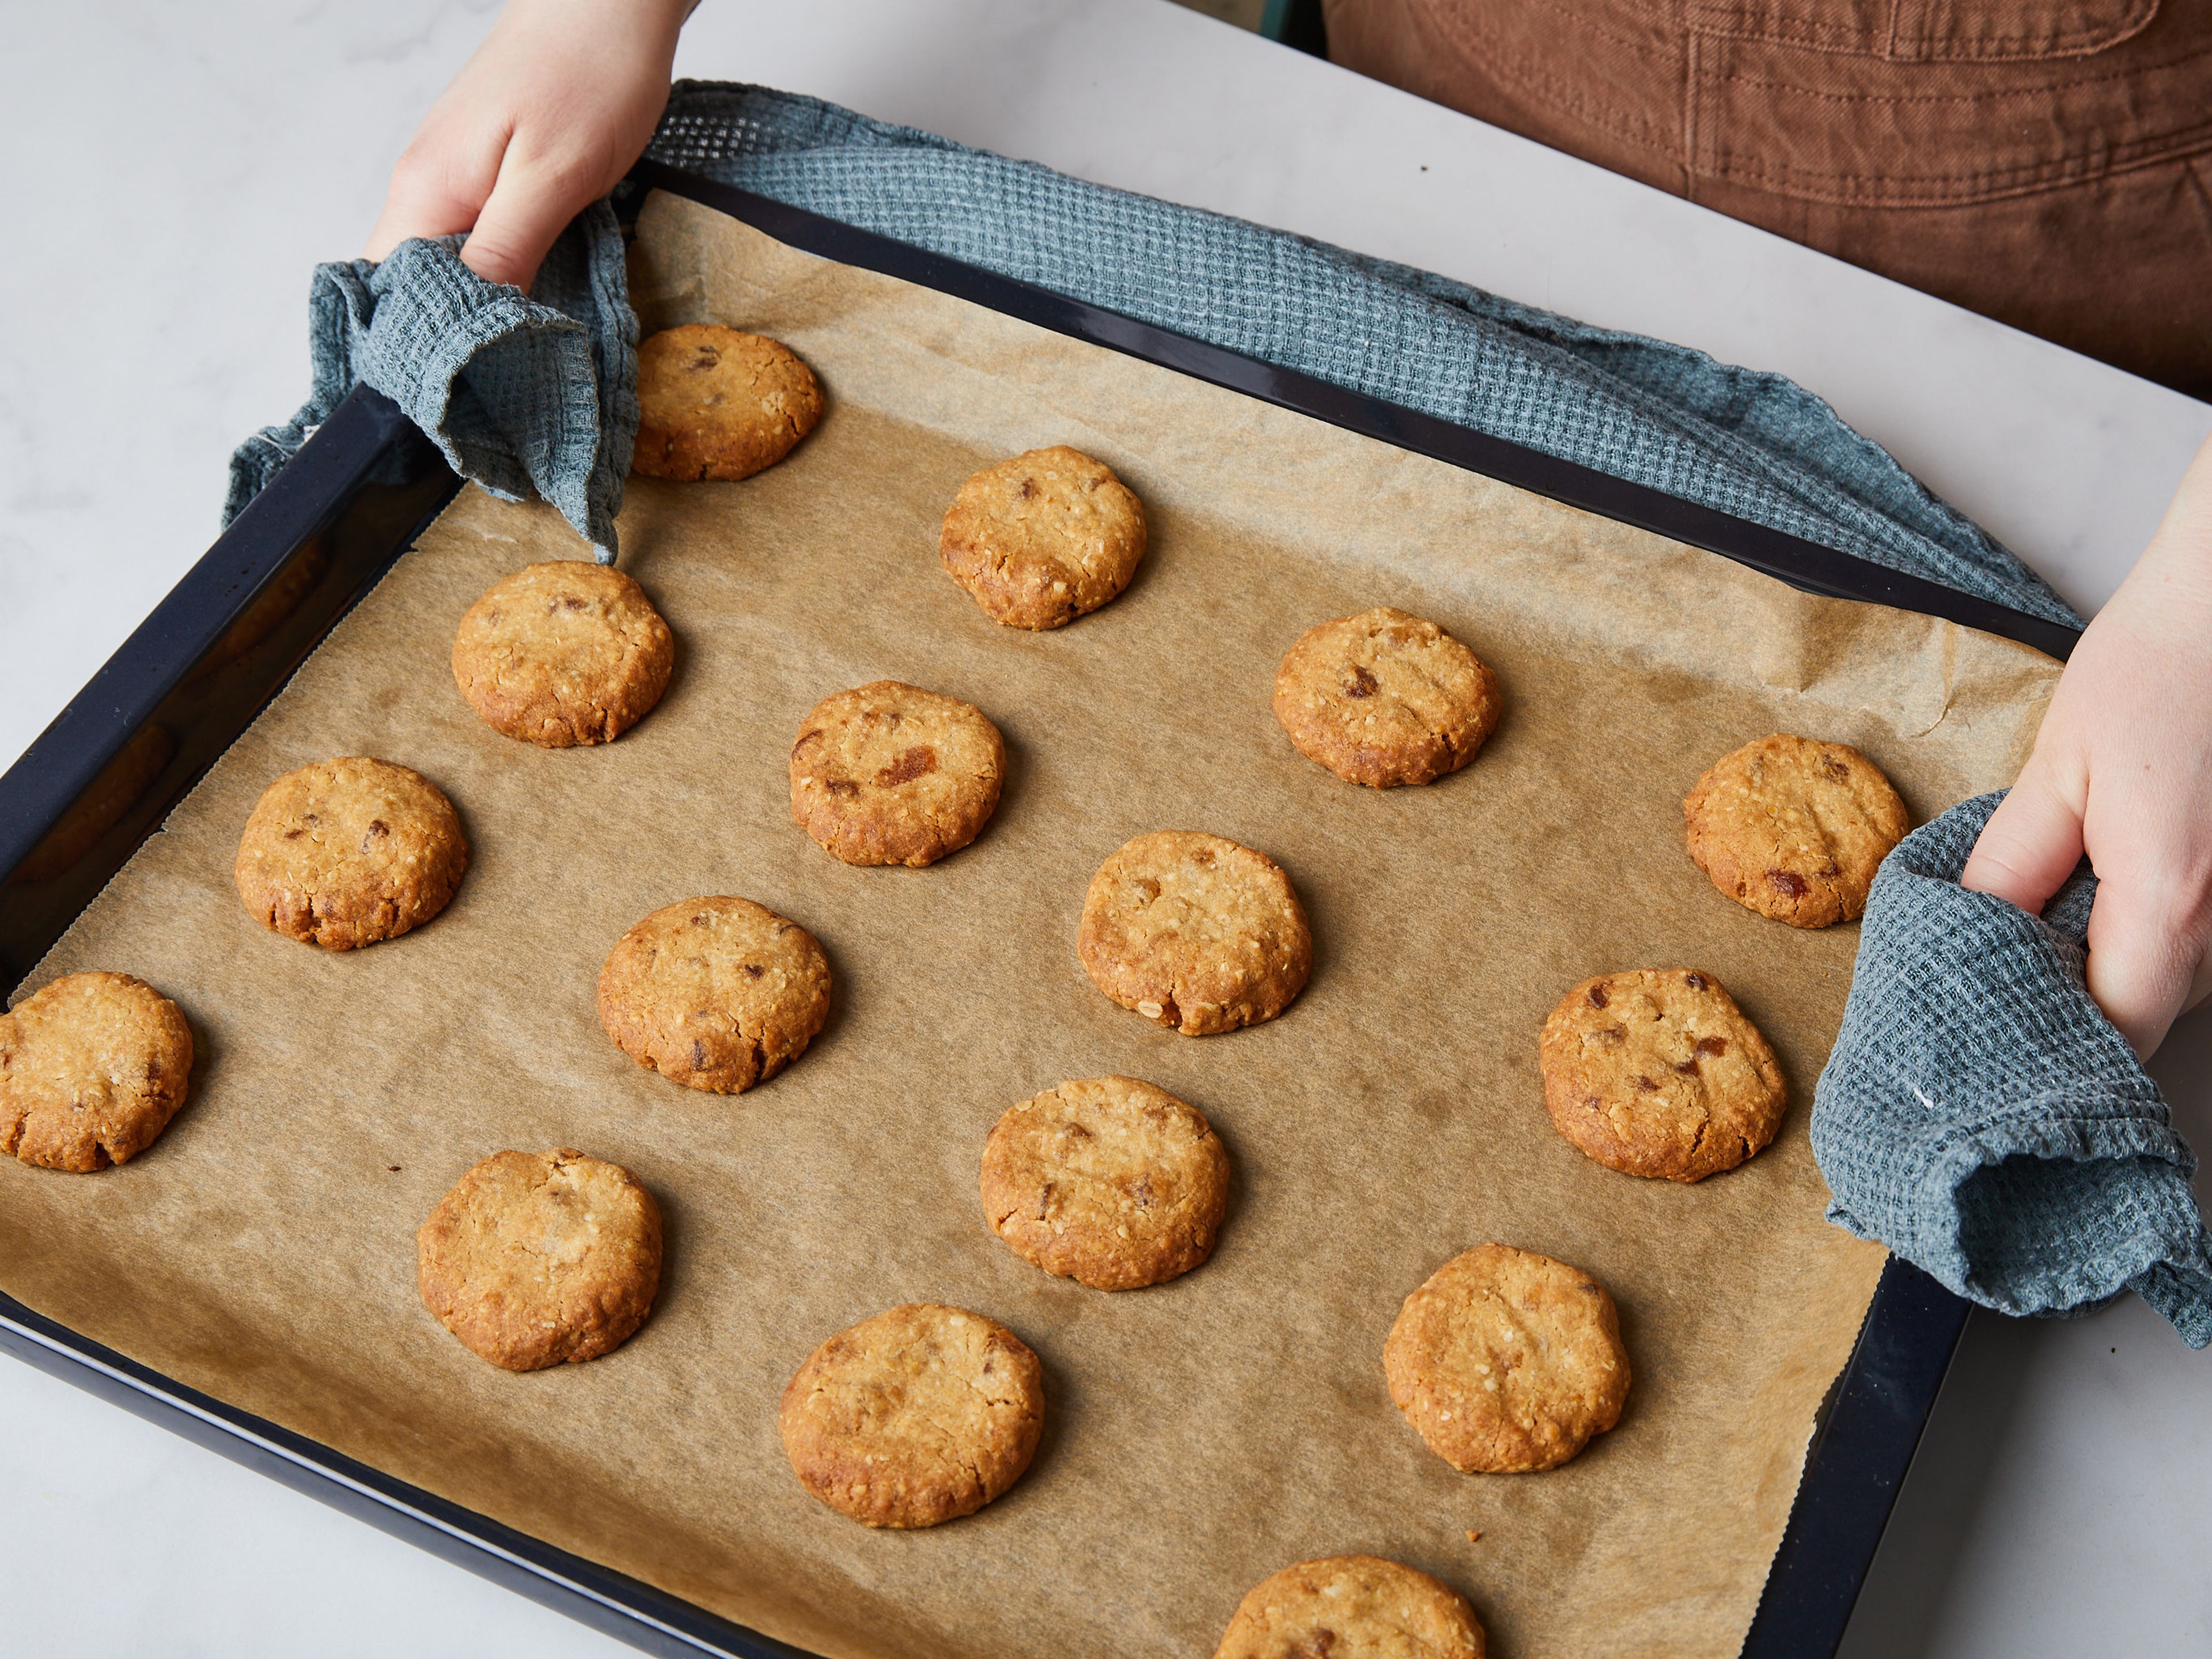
[226,201,635,560]
[1815,793,2212,1345]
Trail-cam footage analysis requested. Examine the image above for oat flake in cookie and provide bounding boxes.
[630,324,823,481]
[1385,1244,1630,1474]
[981,1075,1230,1290]
[0,972,194,1172]
[233,757,468,949]
[1273,605,1503,787]
[598,896,832,1094]
[1078,831,1311,1035]
[450,560,674,746]
[789,680,1006,867]
[779,1303,1045,1528]
[1539,968,1787,1183]
[940,445,1147,629]
[416,1148,662,1370]
[1214,1555,1487,1659]
[1683,733,1909,927]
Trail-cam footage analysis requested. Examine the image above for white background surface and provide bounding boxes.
[3,2,2210,1654]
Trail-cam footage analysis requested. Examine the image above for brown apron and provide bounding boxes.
[1323,0,2212,399]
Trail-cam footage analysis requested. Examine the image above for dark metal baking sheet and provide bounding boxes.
[1,158,2050,1659]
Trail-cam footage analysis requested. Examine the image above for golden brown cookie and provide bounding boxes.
[416,1147,662,1371]
[1078,831,1311,1036]
[1384,1244,1630,1474]
[1272,607,1504,788]
[980,1075,1230,1290]
[1215,1555,1487,1659]
[233,757,468,950]
[597,896,831,1094]
[631,324,823,481]
[1683,734,1910,927]
[0,972,194,1172]
[939,445,1147,629]
[779,1303,1045,1528]
[788,681,1006,868]
[1539,969,1788,1182]
[450,561,675,747]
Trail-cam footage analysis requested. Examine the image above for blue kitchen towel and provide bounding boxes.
[226,199,636,560]
[234,84,2201,1334]
[1815,794,2212,1346]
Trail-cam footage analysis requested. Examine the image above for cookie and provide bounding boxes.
[1215,1555,1487,1659]
[0,972,194,1172]
[1273,607,1503,788]
[597,896,832,1093]
[450,560,675,747]
[789,681,1006,867]
[1539,969,1787,1182]
[631,324,823,482]
[416,1147,662,1371]
[981,1075,1230,1290]
[1384,1244,1630,1474]
[939,445,1147,629]
[1078,831,1311,1036]
[1683,734,1909,927]
[233,757,468,949]
[779,1303,1045,1528]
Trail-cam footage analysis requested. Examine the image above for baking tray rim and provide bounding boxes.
[0,158,2028,1659]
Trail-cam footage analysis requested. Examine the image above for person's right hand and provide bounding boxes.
[365,0,693,291]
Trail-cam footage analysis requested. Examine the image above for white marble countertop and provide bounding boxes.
[3,2,2209,1654]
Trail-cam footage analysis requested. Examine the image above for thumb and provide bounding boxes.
[2085,871,2205,1058]
[1960,763,2086,918]
[459,150,586,291]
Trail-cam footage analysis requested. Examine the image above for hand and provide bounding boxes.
[1963,434,2212,1058]
[365,0,692,290]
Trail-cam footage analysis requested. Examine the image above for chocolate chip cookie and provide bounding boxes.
[0,972,194,1172]
[1215,1555,1487,1659]
[1078,831,1311,1036]
[939,445,1147,629]
[1539,969,1787,1182]
[779,1303,1045,1528]
[631,324,823,481]
[233,757,468,949]
[1385,1244,1631,1474]
[597,896,832,1093]
[980,1075,1230,1290]
[1273,606,1503,787]
[450,560,675,746]
[416,1147,662,1370]
[789,681,1006,867]
[1683,734,1910,927]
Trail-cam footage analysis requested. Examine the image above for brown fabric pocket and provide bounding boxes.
[1680,0,2161,62]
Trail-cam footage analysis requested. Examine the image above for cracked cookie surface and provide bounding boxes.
[1078,831,1311,1036]
[1272,606,1503,787]
[1539,968,1786,1182]
[789,680,1006,867]
[450,560,674,746]
[631,324,822,481]
[1,972,194,1172]
[779,1302,1044,1528]
[1384,1244,1630,1474]
[939,445,1147,629]
[1683,733,1908,927]
[597,896,831,1093]
[233,756,468,950]
[416,1147,662,1370]
[981,1075,1229,1290]
[1214,1555,1487,1659]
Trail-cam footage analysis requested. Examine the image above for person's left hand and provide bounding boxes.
[1962,434,2212,1059]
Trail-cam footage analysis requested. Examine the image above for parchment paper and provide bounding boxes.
[2,192,2062,1658]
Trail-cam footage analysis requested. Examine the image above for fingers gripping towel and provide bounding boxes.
[1814,792,2212,1346]
[225,202,637,560]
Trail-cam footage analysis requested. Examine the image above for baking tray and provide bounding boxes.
[0,160,2066,1657]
